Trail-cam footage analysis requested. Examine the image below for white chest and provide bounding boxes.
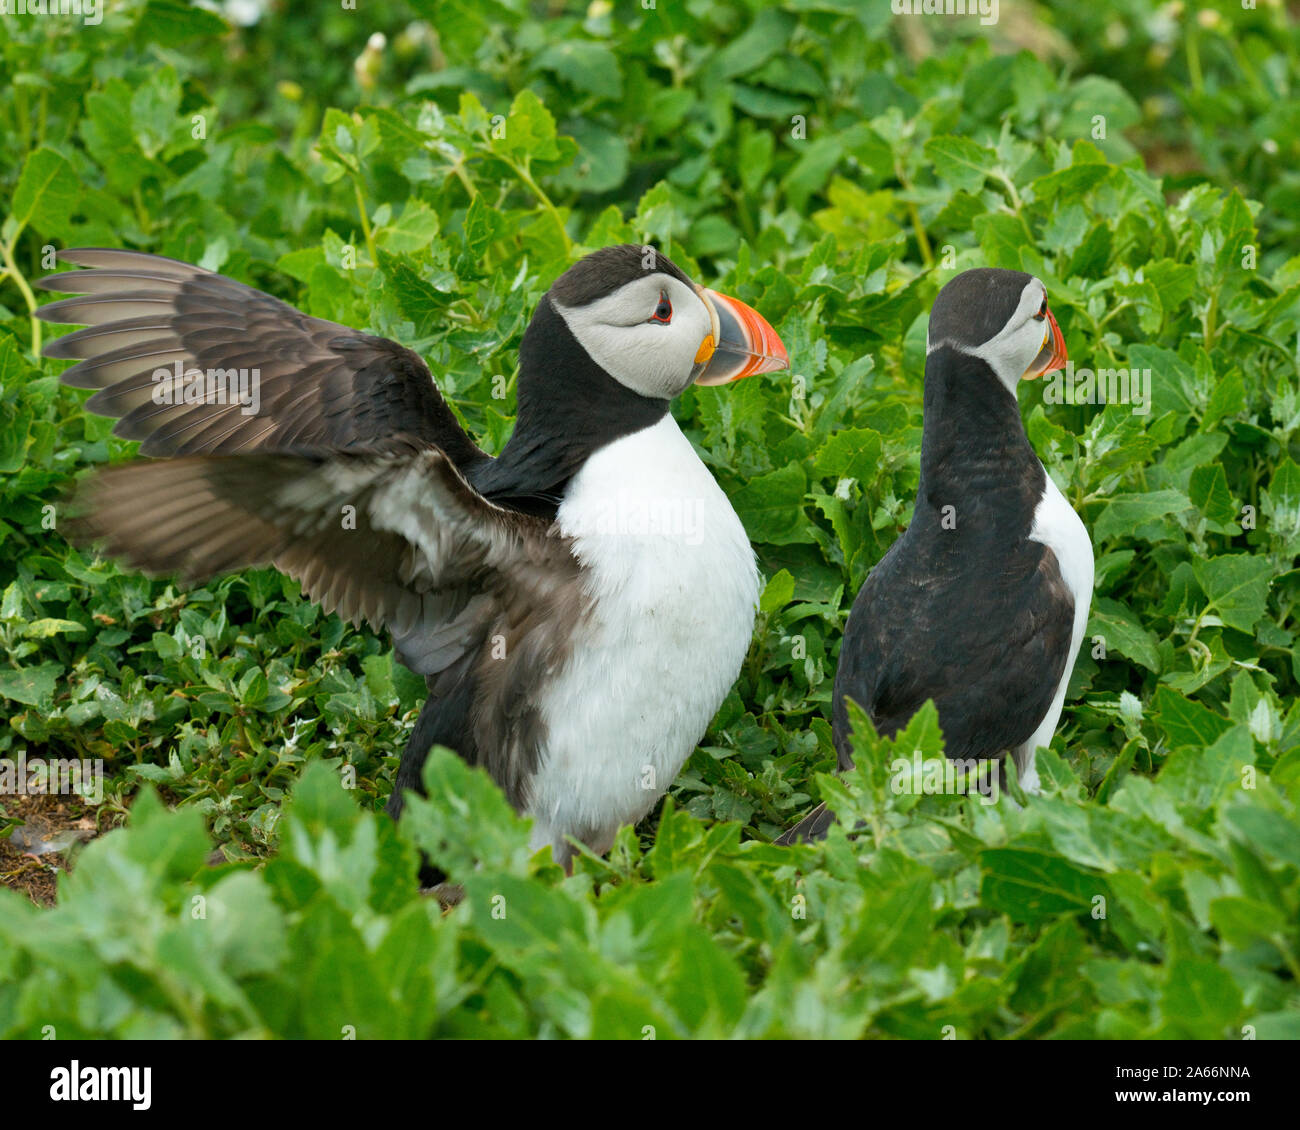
[1018,465,1095,787]
[530,415,759,859]
[1029,468,1094,647]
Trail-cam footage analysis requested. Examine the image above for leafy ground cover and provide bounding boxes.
[0,1,1297,1038]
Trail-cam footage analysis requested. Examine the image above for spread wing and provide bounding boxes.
[67,447,579,677]
[37,248,485,466]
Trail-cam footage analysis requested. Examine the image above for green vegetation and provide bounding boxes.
[0,0,1297,1038]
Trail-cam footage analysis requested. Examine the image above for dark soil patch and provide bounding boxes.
[0,793,104,907]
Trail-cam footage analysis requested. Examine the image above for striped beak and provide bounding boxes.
[692,288,789,385]
[1025,305,1068,378]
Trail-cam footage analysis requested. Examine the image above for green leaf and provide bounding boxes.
[278,899,399,1038]
[1157,725,1254,810]
[201,872,288,978]
[1200,370,1245,433]
[496,88,567,166]
[1151,686,1233,749]
[709,8,796,81]
[1088,598,1160,672]
[1189,463,1236,524]
[813,427,883,484]
[1061,77,1140,151]
[463,194,505,259]
[759,569,795,615]
[400,747,534,877]
[731,464,811,545]
[924,135,998,195]
[534,41,623,99]
[1093,490,1191,543]
[0,662,63,707]
[979,847,1105,925]
[1208,896,1287,949]
[80,82,157,194]
[282,761,363,854]
[378,201,441,253]
[1159,959,1242,1038]
[842,873,934,971]
[135,0,229,46]
[10,147,78,237]
[1223,805,1300,869]
[1193,554,1273,633]
[21,618,86,639]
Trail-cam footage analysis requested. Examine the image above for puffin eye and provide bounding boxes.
[650,291,673,324]
[1033,297,1048,321]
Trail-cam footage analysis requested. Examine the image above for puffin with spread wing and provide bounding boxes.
[40,244,788,871]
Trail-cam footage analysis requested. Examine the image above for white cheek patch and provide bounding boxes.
[554,277,712,400]
[967,318,1049,395]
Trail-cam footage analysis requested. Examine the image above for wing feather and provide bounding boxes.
[67,448,577,679]
[39,249,486,466]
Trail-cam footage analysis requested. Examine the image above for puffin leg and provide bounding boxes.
[528,821,578,875]
[1011,742,1043,795]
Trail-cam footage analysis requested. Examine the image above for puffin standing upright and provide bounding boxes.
[38,244,788,869]
[777,268,1092,843]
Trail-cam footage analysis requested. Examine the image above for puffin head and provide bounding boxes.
[926,268,1068,396]
[535,244,788,400]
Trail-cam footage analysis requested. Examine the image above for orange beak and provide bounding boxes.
[692,288,789,385]
[1026,305,1068,378]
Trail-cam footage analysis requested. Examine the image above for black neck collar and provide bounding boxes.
[468,297,670,516]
